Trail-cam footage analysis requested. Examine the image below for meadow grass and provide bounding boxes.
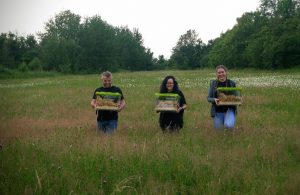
[0,69,299,194]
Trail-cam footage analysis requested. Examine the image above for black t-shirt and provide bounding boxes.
[215,80,234,113]
[177,90,187,110]
[92,86,124,121]
[159,90,187,129]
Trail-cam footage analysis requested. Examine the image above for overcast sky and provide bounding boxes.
[0,0,260,58]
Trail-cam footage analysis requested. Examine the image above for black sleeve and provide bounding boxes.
[207,80,216,103]
[179,90,186,105]
[228,79,237,95]
[229,79,236,87]
[117,87,125,100]
[92,89,97,99]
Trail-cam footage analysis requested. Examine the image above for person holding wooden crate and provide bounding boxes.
[157,75,187,132]
[91,71,125,133]
[207,65,240,130]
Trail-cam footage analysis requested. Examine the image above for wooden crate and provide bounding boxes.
[95,92,121,111]
[216,87,242,106]
[155,93,180,112]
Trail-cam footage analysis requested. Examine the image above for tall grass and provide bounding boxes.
[0,69,299,194]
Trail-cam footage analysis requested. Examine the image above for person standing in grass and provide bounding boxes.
[207,65,237,129]
[91,71,125,133]
[157,75,187,132]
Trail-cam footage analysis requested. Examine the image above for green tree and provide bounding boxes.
[208,0,300,69]
[0,33,19,69]
[39,10,81,73]
[115,27,153,71]
[170,30,205,69]
[21,35,39,65]
[0,33,38,70]
[28,57,43,71]
[43,10,81,40]
[153,55,168,70]
[78,15,118,72]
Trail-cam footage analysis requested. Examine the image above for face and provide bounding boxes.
[166,78,174,92]
[101,76,112,88]
[216,68,227,82]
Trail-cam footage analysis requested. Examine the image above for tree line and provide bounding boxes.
[0,0,299,74]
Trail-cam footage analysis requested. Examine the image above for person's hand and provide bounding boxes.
[214,98,220,105]
[117,102,124,112]
[176,107,183,113]
[91,100,96,109]
[176,103,185,113]
[117,103,122,112]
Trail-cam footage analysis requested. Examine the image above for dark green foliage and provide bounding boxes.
[77,15,117,73]
[170,30,206,69]
[114,27,154,71]
[0,10,155,75]
[39,10,82,73]
[207,0,300,69]
[28,57,43,71]
[170,0,300,69]
[1,0,300,74]
[153,55,168,70]
[39,11,154,73]
[0,33,38,70]
[18,62,28,72]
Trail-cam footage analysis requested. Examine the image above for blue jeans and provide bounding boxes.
[213,109,236,129]
[97,120,117,133]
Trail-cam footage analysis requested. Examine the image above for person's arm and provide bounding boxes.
[207,80,217,104]
[117,87,126,111]
[230,80,238,96]
[91,99,96,109]
[177,91,187,113]
[177,104,187,113]
[91,89,98,109]
[118,99,126,111]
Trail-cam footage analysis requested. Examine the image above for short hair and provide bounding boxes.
[215,65,228,72]
[101,71,112,79]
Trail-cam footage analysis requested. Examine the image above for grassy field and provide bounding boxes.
[0,69,299,194]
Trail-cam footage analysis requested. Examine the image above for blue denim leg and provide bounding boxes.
[97,120,117,133]
[97,121,105,131]
[105,120,117,133]
[213,112,225,129]
[224,109,236,129]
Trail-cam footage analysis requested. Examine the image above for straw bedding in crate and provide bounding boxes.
[155,93,180,112]
[216,87,242,106]
[95,92,121,111]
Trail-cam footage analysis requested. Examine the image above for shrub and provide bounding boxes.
[18,62,29,72]
[28,57,43,71]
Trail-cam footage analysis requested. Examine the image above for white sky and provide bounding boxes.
[0,0,260,58]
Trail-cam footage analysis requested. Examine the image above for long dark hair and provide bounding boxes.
[159,75,179,93]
